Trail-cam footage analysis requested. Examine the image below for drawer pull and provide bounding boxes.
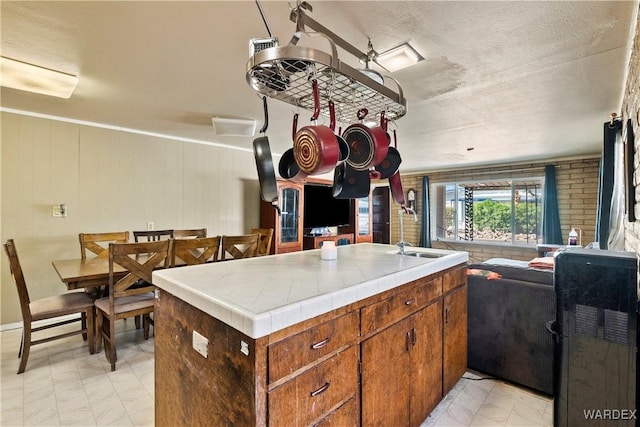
[310,382,330,397]
[404,298,416,305]
[311,337,331,350]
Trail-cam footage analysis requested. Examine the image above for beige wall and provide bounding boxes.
[394,157,600,263]
[1,112,261,325]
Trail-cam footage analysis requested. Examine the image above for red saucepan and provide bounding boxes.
[253,96,280,213]
[342,109,389,171]
[375,128,402,179]
[329,100,350,164]
[278,113,308,182]
[293,79,340,175]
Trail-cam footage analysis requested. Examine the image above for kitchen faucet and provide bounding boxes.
[397,206,418,255]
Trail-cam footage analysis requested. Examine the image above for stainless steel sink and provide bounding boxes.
[400,251,445,258]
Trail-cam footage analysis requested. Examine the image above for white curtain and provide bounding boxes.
[607,128,625,251]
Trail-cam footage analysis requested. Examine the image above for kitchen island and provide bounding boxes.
[152,243,468,426]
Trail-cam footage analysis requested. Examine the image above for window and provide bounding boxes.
[434,178,543,245]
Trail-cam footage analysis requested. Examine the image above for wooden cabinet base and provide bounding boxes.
[154,264,467,426]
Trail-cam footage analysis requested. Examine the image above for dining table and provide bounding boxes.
[52,256,128,291]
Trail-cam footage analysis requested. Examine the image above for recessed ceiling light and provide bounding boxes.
[0,56,79,99]
[376,43,424,72]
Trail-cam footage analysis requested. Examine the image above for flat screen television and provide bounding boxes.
[304,184,352,229]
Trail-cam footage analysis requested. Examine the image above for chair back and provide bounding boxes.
[173,228,207,239]
[172,236,220,267]
[133,230,174,242]
[79,231,129,259]
[250,228,274,256]
[108,241,170,300]
[220,234,260,260]
[3,239,32,321]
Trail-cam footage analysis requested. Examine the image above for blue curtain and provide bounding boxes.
[419,176,431,247]
[595,120,623,249]
[542,165,563,244]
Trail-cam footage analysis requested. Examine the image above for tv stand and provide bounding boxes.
[303,233,354,250]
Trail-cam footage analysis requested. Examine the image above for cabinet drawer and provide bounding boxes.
[443,266,466,294]
[361,277,442,336]
[314,395,359,427]
[268,346,358,426]
[269,311,359,383]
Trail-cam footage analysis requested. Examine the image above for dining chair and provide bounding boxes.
[95,240,170,371]
[250,227,274,256]
[133,229,174,242]
[173,228,207,239]
[172,236,221,267]
[220,234,260,260]
[79,231,130,259]
[3,239,95,374]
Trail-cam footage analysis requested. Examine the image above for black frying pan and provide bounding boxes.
[332,162,371,199]
[253,96,280,213]
[375,128,402,179]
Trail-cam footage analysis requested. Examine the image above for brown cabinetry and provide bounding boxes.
[260,181,303,254]
[443,284,468,395]
[303,233,354,250]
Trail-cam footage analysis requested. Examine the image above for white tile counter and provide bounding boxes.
[152,243,468,339]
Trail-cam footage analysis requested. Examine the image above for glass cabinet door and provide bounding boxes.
[280,187,300,243]
[358,196,370,236]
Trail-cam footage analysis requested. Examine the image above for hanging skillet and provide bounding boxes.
[375,128,402,179]
[278,113,308,182]
[329,100,350,164]
[332,162,371,199]
[253,96,280,213]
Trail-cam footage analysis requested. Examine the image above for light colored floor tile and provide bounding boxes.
[2,322,552,427]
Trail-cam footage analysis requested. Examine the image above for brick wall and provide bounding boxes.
[394,157,600,263]
[623,7,640,253]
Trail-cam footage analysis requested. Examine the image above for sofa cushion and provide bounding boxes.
[470,258,554,286]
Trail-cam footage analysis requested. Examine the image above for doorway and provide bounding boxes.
[372,186,390,244]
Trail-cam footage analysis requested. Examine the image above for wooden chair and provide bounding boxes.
[3,239,95,374]
[79,231,130,259]
[220,234,260,260]
[133,229,174,242]
[173,228,207,239]
[250,228,274,256]
[172,236,220,267]
[95,240,170,371]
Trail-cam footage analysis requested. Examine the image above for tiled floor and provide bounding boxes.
[1,321,552,426]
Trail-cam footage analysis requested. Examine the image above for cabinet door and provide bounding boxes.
[361,316,412,426]
[410,301,443,427]
[443,286,467,394]
[355,195,372,243]
[277,182,303,253]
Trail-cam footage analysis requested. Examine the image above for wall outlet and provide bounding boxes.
[147,222,154,231]
[192,330,208,358]
[52,204,67,218]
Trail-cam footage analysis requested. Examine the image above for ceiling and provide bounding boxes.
[1,1,637,173]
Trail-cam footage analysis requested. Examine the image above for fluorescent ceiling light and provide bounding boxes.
[1,56,79,99]
[376,43,423,72]
[211,117,257,137]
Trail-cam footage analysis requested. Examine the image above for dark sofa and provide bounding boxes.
[467,258,555,395]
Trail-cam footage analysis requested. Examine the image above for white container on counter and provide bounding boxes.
[320,241,337,260]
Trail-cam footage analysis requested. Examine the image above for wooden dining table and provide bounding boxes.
[52,256,128,291]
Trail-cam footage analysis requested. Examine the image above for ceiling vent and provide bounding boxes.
[211,117,257,137]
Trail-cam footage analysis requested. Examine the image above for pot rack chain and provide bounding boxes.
[245,2,407,125]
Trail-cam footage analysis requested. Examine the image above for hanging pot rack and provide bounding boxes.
[246,2,407,125]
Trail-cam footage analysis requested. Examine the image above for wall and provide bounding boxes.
[623,7,640,253]
[1,112,261,325]
[395,157,600,263]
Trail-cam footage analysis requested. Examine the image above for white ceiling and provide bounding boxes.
[1,1,637,173]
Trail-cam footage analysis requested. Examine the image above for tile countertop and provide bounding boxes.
[152,243,468,339]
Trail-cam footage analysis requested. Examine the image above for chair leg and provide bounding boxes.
[95,310,104,353]
[134,315,141,329]
[86,307,95,355]
[17,326,31,374]
[81,312,88,341]
[108,317,117,372]
[143,315,150,340]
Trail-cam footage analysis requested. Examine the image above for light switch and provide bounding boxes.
[192,330,208,358]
